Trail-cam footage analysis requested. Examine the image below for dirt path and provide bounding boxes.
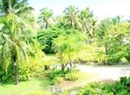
[78,65,130,80]
[60,65,130,90]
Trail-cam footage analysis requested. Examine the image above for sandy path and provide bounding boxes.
[51,65,130,92]
[78,65,130,80]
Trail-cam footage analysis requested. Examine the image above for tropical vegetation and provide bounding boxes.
[0,0,130,95]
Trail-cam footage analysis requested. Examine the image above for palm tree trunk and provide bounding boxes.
[12,54,19,85]
[13,62,19,85]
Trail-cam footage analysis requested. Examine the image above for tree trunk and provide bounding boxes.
[13,62,19,85]
[12,54,19,85]
[61,64,65,71]
[104,44,108,65]
[44,65,50,70]
[69,61,73,73]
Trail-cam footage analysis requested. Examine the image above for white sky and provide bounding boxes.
[29,0,130,19]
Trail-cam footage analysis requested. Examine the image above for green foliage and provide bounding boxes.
[37,28,64,54]
[18,66,36,81]
[49,67,79,84]
[78,82,113,95]
[0,66,13,83]
[53,31,83,71]
[1,1,130,86]
[65,72,79,81]
[120,77,130,87]
[49,69,66,85]
[52,76,63,85]
[95,18,130,64]
[78,77,130,95]
[38,8,53,29]
[18,49,45,81]
[49,70,65,80]
[0,12,37,84]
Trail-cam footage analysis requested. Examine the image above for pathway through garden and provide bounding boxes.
[61,64,130,90]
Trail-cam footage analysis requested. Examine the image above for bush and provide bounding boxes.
[0,66,14,83]
[78,77,130,95]
[52,76,63,85]
[65,72,79,81]
[49,70,65,80]
[18,66,36,81]
[37,28,62,54]
[78,82,113,95]
[49,68,79,85]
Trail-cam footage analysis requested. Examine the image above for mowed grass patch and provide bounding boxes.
[0,77,52,95]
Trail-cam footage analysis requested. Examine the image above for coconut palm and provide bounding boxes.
[0,0,33,16]
[79,8,97,44]
[0,13,33,85]
[38,8,54,29]
[63,5,80,29]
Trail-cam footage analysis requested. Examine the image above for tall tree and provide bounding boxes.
[79,8,97,44]
[63,5,80,29]
[38,8,54,29]
[96,16,125,64]
[0,0,33,15]
[0,13,34,85]
[53,33,82,72]
[0,0,35,84]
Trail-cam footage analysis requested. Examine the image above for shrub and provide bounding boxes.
[49,70,65,80]
[0,66,14,83]
[52,76,63,85]
[78,77,130,95]
[18,66,36,81]
[65,72,79,81]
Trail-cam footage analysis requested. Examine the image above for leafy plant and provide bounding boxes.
[78,77,130,95]
[52,76,63,85]
[65,72,79,81]
[49,70,65,80]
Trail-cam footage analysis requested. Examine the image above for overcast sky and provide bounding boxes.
[29,0,130,19]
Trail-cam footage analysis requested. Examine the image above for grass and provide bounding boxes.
[0,72,97,95]
[0,77,52,95]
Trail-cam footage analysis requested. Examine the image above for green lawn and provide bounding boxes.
[0,71,97,95]
[0,77,52,95]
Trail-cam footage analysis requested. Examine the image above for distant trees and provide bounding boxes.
[79,8,96,44]
[96,17,130,64]
[62,6,80,29]
[38,8,54,29]
[37,6,130,65]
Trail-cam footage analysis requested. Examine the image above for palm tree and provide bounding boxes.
[96,18,115,56]
[0,0,33,16]
[63,6,80,29]
[79,8,97,44]
[0,13,33,85]
[38,8,54,29]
